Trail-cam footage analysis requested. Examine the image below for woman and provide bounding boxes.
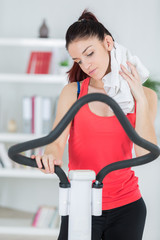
[32,9,157,240]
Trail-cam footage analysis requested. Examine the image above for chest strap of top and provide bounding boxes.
[77,81,80,99]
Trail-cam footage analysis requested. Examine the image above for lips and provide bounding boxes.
[89,68,96,74]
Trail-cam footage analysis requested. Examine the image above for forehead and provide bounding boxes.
[68,36,100,55]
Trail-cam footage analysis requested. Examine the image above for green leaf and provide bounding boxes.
[59,60,69,66]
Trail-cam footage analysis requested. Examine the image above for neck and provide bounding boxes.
[89,77,104,89]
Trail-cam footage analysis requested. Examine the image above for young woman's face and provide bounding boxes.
[68,35,113,81]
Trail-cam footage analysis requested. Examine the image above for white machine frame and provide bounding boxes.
[59,170,102,240]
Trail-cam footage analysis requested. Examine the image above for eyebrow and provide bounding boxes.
[72,45,93,60]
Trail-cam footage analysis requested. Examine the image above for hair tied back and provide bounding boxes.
[77,18,87,23]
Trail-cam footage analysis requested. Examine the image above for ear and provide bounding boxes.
[103,35,114,51]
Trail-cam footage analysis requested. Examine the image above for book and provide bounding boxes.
[27,52,52,74]
[42,97,52,134]
[32,96,52,135]
[22,95,53,136]
[34,96,43,135]
[32,206,58,228]
[27,52,37,74]
[48,208,59,229]
[32,207,41,227]
[22,96,32,133]
[31,96,35,133]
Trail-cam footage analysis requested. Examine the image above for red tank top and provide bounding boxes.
[68,77,141,210]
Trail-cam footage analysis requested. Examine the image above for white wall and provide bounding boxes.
[0,0,160,239]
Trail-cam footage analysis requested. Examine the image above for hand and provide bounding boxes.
[119,61,147,102]
[31,154,62,174]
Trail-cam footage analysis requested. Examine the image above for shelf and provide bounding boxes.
[0,38,65,47]
[0,73,68,84]
[0,168,60,179]
[0,133,44,143]
[0,226,59,236]
[0,206,59,236]
[0,133,69,144]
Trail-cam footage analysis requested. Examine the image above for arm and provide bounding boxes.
[134,87,158,157]
[32,82,77,173]
[119,61,158,157]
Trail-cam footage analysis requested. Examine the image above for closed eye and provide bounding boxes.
[87,52,93,56]
[77,52,94,65]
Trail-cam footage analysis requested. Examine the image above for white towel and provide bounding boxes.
[102,41,149,114]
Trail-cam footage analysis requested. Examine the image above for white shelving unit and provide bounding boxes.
[0,38,65,47]
[0,168,58,179]
[0,226,59,237]
[0,133,43,142]
[0,38,69,238]
[0,73,67,84]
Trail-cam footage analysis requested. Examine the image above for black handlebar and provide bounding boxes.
[8,93,160,187]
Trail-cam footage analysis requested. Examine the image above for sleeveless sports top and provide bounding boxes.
[68,77,141,210]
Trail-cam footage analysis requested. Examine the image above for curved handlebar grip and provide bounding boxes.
[8,93,160,186]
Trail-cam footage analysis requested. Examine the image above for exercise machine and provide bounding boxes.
[8,93,160,240]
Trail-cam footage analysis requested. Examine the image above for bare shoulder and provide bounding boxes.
[60,81,78,104]
[61,80,84,102]
[52,82,78,129]
[143,86,157,100]
[142,86,158,121]
[63,81,78,93]
[143,86,158,106]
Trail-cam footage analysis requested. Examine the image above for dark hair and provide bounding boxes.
[65,9,114,83]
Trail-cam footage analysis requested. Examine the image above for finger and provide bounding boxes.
[35,155,42,169]
[42,155,50,173]
[54,159,63,168]
[120,64,134,81]
[48,154,55,173]
[119,71,132,85]
[126,61,139,80]
[31,155,35,159]
[40,169,46,174]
